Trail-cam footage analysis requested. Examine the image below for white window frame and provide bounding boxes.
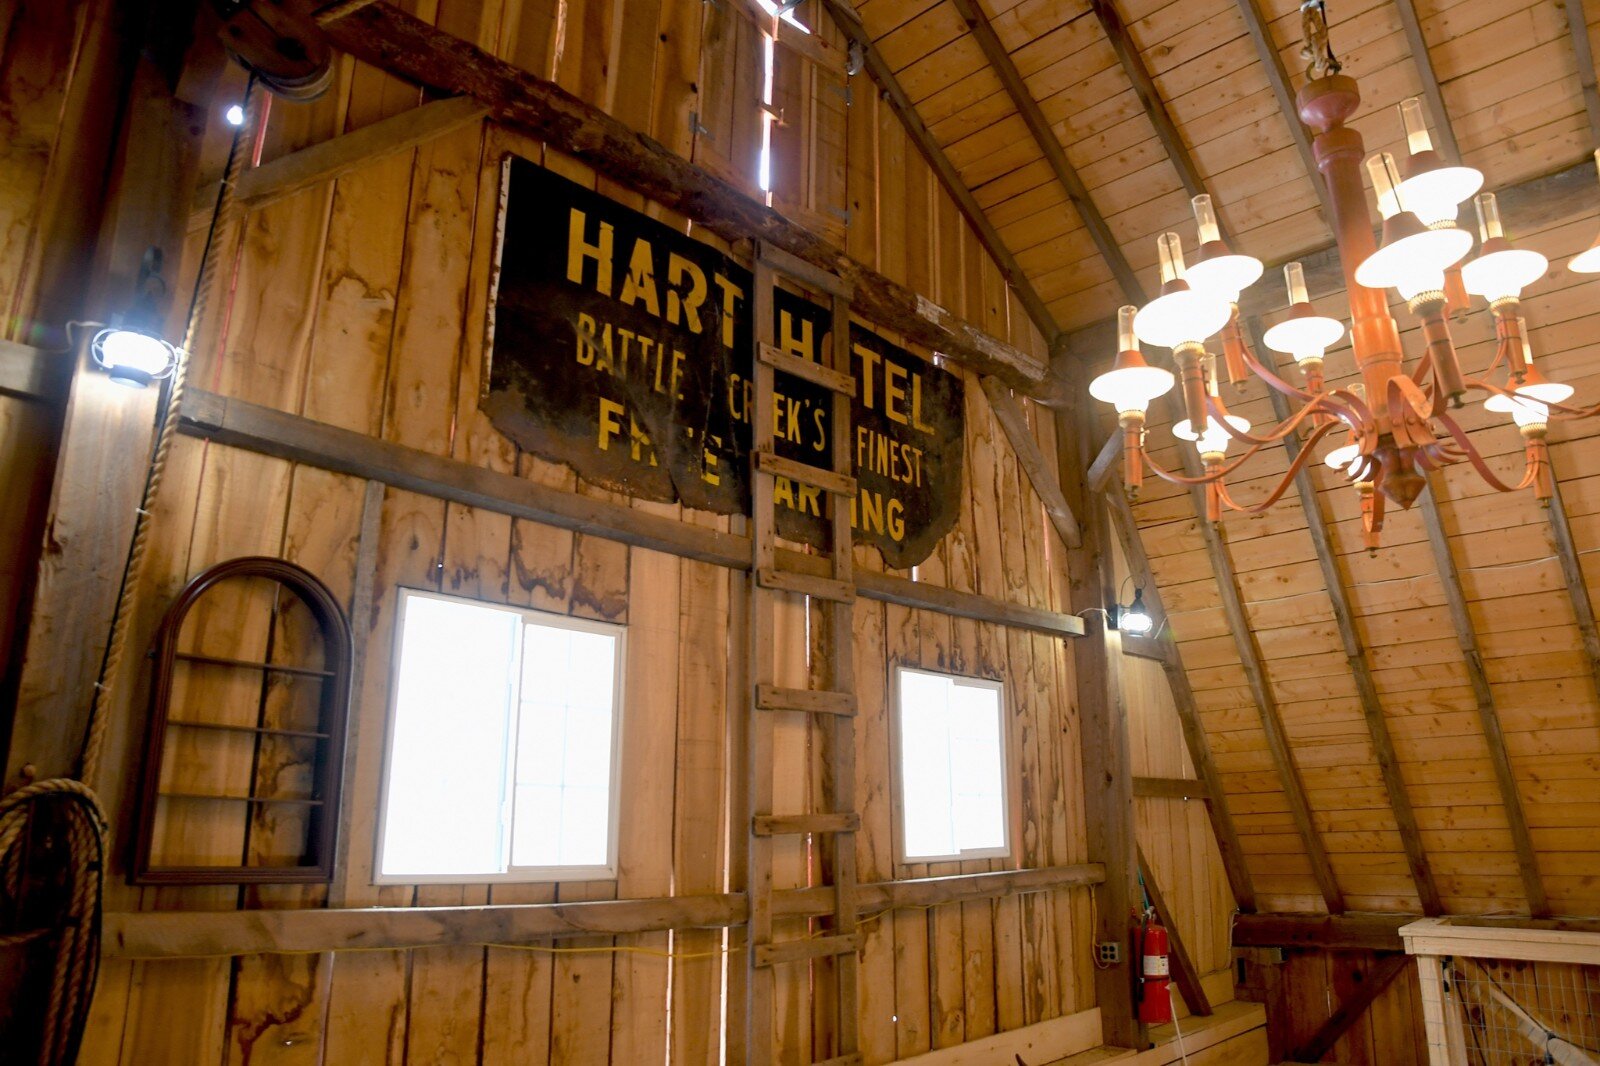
[372,587,628,885]
[891,666,1012,866]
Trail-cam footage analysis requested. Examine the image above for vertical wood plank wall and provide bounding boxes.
[0,0,1229,1062]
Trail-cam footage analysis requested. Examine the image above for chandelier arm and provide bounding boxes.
[1142,439,1269,486]
[1203,389,1347,446]
[1211,420,1343,514]
[1434,411,1540,492]
[1240,342,1314,404]
[1463,380,1600,420]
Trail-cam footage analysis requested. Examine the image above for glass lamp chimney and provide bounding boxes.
[1157,231,1187,284]
[1400,97,1434,155]
[1192,194,1222,244]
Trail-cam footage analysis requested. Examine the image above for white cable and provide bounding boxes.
[1170,986,1190,1066]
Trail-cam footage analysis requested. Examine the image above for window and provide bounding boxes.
[894,668,1010,863]
[375,590,625,883]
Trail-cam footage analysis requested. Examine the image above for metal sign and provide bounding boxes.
[483,157,964,568]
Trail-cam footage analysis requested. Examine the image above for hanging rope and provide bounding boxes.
[0,77,260,1066]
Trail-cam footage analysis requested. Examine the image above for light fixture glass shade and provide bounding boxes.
[1089,313,1174,415]
[1571,233,1600,273]
[1133,290,1232,349]
[1396,267,1447,303]
[1355,223,1472,290]
[1396,167,1483,227]
[1263,313,1344,358]
[1187,253,1263,303]
[1118,588,1153,635]
[1462,247,1548,302]
[1324,441,1363,475]
[92,327,177,388]
[1173,414,1251,458]
[1484,390,1552,429]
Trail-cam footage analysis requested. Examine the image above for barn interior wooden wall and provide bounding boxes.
[6,0,1600,1062]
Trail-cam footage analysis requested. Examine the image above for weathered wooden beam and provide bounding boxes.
[814,0,1057,339]
[1391,0,1458,159]
[1237,912,1600,951]
[980,376,1081,547]
[314,3,1046,387]
[1289,953,1411,1064]
[103,862,1105,957]
[1102,485,1255,912]
[943,0,1143,302]
[1119,634,1168,663]
[1136,845,1212,1017]
[1229,0,1336,227]
[1164,398,1343,913]
[1058,374,1144,1049]
[1255,329,1440,916]
[0,340,71,403]
[1132,776,1206,801]
[175,389,1085,639]
[1544,477,1600,707]
[1087,428,1123,494]
[1565,0,1600,143]
[1418,482,1549,917]
[1061,158,1600,363]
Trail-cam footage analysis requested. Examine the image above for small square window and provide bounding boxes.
[894,668,1010,864]
[375,590,625,883]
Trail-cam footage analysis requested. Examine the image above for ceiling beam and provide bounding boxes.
[1229,0,1338,228]
[1564,0,1600,143]
[1391,0,1459,159]
[1103,481,1257,912]
[1543,479,1600,709]
[1161,393,1344,913]
[1254,325,1441,916]
[816,0,1059,341]
[944,0,1145,302]
[1417,482,1550,918]
[313,2,1048,387]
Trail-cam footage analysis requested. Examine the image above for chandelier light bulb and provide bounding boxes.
[1571,150,1600,273]
[1135,232,1232,349]
[1461,192,1548,304]
[1323,441,1363,477]
[1186,195,1263,302]
[1088,305,1175,415]
[1357,154,1472,290]
[1394,98,1484,227]
[1484,390,1551,431]
[92,327,178,389]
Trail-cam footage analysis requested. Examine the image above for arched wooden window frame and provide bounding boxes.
[131,556,353,884]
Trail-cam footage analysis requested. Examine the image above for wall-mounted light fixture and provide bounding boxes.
[91,247,178,388]
[1109,580,1154,636]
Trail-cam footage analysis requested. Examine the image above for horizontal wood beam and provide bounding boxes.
[814,0,1057,338]
[981,377,1080,547]
[1400,916,1600,966]
[0,339,72,403]
[177,390,1085,638]
[1289,953,1411,1064]
[1233,913,1412,951]
[103,862,1105,957]
[1132,776,1206,801]
[314,3,1046,388]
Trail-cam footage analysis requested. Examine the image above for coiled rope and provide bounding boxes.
[0,78,259,1066]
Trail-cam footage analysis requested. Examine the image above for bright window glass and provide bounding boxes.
[377,590,624,882]
[897,668,1009,862]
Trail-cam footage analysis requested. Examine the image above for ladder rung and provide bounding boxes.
[757,567,855,603]
[754,932,863,968]
[756,684,856,716]
[754,813,861,836]
[753,449,855,497]
[756,244,853,300]
[758,343,855,396]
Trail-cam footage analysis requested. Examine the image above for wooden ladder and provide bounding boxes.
[745,242,861,1066]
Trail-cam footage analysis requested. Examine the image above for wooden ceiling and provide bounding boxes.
[832,0,1600,918]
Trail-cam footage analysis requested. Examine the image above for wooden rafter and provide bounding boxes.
[313,2,1047,386]
[1417,485,1549,917]
[1136,845,1212,1018]
[1544,480,1600,707]
[980,377,1081,547]
[943,0,1144,302]
[815,0,1059,339]
[1288,953,1412,1064]
[1103,483,1257,912]
[1254,327,1441,916]
[1565,0,1600,143]
[1229,0,1337,227]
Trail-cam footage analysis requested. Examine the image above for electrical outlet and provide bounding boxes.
[1096,941,1121,965]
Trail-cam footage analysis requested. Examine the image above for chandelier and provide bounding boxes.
[1088,1,1600,552]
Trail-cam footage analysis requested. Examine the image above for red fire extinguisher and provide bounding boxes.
[1137,918,1173,1024]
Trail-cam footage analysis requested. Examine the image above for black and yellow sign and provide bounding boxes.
[484,158,965,568]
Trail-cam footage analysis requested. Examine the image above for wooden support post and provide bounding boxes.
[1135,845,1211,1017]
[1229,0,1337,226]
[1057,380,1143,1049]
[980,377,1081,548]
[814,0,1056,339]
[1417,483,1549,917]
[1546,473,1600,708]
[315,2,1047,388]
[1102,487,1256,913]
[1256,330,1440,915]
[1289,953,1411,1064]
[940,0,1144,302]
